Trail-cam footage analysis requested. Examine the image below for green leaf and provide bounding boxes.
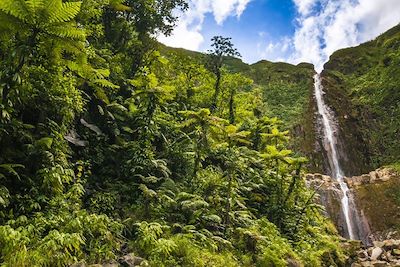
[37,137,53,149]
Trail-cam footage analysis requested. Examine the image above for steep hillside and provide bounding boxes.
[159,44,315,127]
[159,44,318,165]
[321,24,400,175]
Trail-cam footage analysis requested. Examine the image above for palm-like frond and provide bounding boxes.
[0,0,84,41]
[47,24,85,41]
[25,0,44,14]
[47,1,81,23]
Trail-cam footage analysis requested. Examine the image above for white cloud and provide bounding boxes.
[257,36,292,61]
[212,0,251,24]
[158,0,251,51]
[289,0,400,72]
[292,0,318,15]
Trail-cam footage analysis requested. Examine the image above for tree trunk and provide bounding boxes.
[229,90,235,124]
[283,167,301,205]
[225,169,233,230]
[211,72,221,112]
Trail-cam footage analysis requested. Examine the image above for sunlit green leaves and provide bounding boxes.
[0,0,85,40]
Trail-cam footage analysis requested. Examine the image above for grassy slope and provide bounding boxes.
[322,23,400,174]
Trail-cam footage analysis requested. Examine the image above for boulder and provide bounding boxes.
[361,262,373,267]
[371,247,384,261]
[361,175,371,184]
[314,173,323,180]
[373,241,385,248]
[369,171,378,182]
[383,240,400,250]
[345,168,398,188]
[286,258,302,267]
[371,261,389,267]
[380,251,392,262]
[119,253,145,267]
[358,251,369,261]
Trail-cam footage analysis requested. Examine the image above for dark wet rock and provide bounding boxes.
[306,173,347,235]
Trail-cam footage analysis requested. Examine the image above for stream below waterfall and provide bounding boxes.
[313,74,357,240]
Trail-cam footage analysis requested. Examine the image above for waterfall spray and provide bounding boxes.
[313,74,356,239]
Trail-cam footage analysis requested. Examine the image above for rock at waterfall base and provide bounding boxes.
[351,239,400,266]
[371,247,384,261]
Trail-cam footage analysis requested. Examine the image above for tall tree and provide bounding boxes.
[207,36,241,112]
[222,73,253,124]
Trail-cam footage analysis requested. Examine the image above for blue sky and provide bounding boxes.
[159,0,400,71]
[198,0,296,62]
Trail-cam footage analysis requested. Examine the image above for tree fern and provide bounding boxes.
[0,0,85,41]
[47,1,82,23]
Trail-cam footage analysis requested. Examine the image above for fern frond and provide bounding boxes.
[47,24,85,41]
[25,0,45,14]
[0,0,31,23]
[93,78,119,89]
[43,0,61,13]
[48,1,82,23]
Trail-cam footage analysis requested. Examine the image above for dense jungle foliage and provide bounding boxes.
[0,0,345,266]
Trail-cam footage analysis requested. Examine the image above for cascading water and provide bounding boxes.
[313,73,356,239]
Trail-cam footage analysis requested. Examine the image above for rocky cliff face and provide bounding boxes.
[306,173,346,234]
[307,168,400,245]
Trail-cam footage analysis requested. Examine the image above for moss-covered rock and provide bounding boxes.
[347,168,400,241]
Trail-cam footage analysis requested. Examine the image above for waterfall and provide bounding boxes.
[313,74,357,240]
